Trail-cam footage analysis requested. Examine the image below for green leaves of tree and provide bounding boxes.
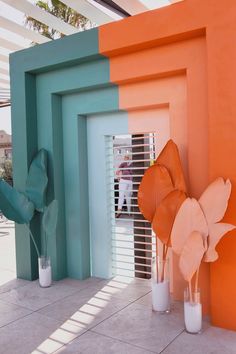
[25,0,90,40]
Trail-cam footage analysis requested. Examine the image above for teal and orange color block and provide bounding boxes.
[10,0,236,330]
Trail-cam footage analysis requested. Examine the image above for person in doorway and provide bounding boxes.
[116,155,132,218]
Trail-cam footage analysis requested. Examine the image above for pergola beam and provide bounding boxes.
[0,102,11,108]
[111,0,148,15]
[60,0,123,25]
[1,0,79,35]
[0,37,24,51]
[0,16,50,44]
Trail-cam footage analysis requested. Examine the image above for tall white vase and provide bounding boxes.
[184,288,202,334]
[151,256,170,313]
[38,256,52,288]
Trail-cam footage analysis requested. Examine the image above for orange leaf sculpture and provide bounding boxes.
[152,190,186,246]
[138,164,174,222]
[179,231,206,282]
[156,139,187,194]
[171,198,208,255]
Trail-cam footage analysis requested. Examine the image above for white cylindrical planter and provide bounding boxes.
[38,256,52,288]
[152,280,170,312]
[184,288,202,334]
[151,257,170,313]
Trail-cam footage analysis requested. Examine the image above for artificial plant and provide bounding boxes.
[138,140,187,281]
[0,149,58,262]
[171,177,235,302]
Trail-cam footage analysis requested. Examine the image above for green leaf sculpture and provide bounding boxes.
[42,199,58,257]
[0,179,34,224]
[0,148,58,268]
[42,199,58,236]
[25,149,48,212]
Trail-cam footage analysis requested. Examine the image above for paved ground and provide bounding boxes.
[0,220,16,284]
[0,222,236,353]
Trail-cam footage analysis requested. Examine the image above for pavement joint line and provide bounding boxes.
[49,287,152,353]
[159,329,185,353]
[33,278,151,314]
[0,281,32,295]
[89,328,157,353]
[0,310,35,331]
[0,298,35,312]
[0,282,96,332]
[0,279,104,312]
[0,223,154,351]
[0,279,178,354]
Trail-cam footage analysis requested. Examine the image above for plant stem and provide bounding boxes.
[25,224,40,258]
[160,243,166,282]
[188,280,193,303]
[45,232,48,259]
[156,243,158,283]
[44,230,46,258]
[164,244,169,261]
[43,207,47,258]
[195,267,200,293]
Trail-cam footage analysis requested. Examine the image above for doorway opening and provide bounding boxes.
[105,133,157,279]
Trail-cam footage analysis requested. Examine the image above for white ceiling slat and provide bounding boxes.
[0,78,9,85]
[112,0,148,15]
[1,0,79,35]
[60,0,122,25]
[0,68,8,75]
[0,54,9,63]
[0,37,24,51]
[0,16,50,44]
[139,0,171,9]
[0,74,9,81]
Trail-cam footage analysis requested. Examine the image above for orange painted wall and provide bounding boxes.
[99,0,236,329]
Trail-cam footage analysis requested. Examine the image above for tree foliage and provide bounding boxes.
[25,0,91,40]
[0,159,12,182]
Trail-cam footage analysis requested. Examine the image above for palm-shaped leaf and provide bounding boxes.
[179,231,206,282]
[204,223,235,262]
[156,139,187,193]
[198,178,231,224]
[0,179,34,224]
[25,149,48,211]
[42,199,58,236]
[171,198,208,255]
[199,178,235,262]
[138,164,174,222]
[152,190,186,245]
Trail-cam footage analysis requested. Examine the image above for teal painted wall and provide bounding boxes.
[87,111,128,278]
[36,79,121,280]
[61,89,121,279]
[9,27,125,280]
